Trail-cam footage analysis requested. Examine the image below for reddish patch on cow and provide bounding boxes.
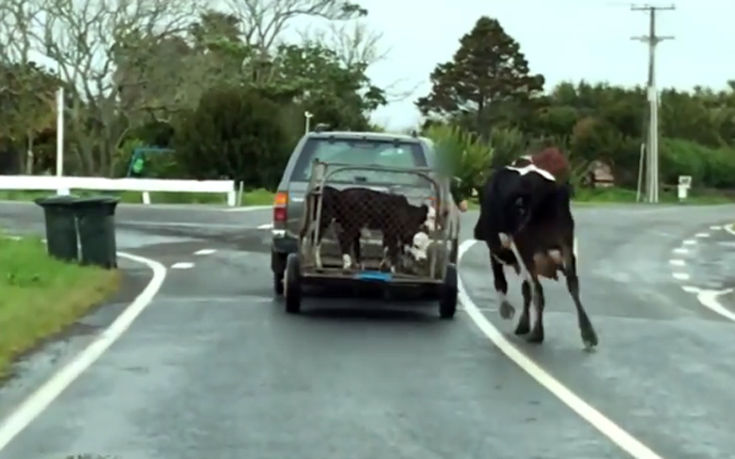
[530,147,570,182]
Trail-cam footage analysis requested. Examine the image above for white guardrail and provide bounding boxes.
[0,175,237,206]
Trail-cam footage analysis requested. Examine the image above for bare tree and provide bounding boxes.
[226,0,366,53]
[0,0,55,174]
[298,20,387,68]
[33,0,201,176]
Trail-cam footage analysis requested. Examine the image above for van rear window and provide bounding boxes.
[291,138,428,185]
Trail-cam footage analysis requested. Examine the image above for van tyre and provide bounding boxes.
[439,263,458,319]
[284,253,302,314]
[274,272,284,296]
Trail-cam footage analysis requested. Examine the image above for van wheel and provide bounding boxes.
[274,272,284,296]
[439,263,458,319]
[285,253,302,314]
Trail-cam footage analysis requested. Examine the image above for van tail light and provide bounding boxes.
[273,191,288,223]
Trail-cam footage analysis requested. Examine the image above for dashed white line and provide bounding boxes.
[709,225,722,231]
[194,249,216,256]
[681,286,701,294]
[171,262,194,269]
[682,239,697,246]
[258,223,274,230]
[697,288,735,322]
[669,259,685,267]
[0,252,167,452]
[457,240,663,459]
[695,232,710,238]
[672,272,690,281]
[673,247,688,255]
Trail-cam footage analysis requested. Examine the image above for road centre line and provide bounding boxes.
[0,252,167,452]
[457,240,662,459]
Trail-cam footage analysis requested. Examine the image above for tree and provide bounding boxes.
[173,86,290,189]
[226,0,367,54]
[35,0,200,176]
[266,43,386,130]
[416,16,545,137]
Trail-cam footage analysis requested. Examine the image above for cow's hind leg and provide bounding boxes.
[563,244,598,349]
[526,276,545,343]
[514,280,532,335]
[490,252,515,320]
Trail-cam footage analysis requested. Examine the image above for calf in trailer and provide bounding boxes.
[473,148,598,348]
[303,186,433,272]
[336,187,432,272]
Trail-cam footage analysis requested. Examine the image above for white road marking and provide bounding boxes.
[0,252,166,452]
[258,223,273,230]
[223,205,271,213]
[724,224,735,237]
[709,225,722,231]
[194,249,216,256]
[672,272,690,281]
[669,259,685,267]
[121,221,245,229]
[695,232,710,238]
[696,288,735,322]
[673,247,688,255]
[681,286,701,294]
[682,239,697,246]
[458,240,662,459]
[171,262,194,269]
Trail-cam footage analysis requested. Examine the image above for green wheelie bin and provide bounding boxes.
[34,194,80,262]
[73,196,121,269]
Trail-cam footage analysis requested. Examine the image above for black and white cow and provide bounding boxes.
[473,148,598,349]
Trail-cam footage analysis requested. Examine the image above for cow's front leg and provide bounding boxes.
[490,252,515,320]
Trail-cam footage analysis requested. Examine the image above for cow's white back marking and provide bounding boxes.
[506,164,556,182]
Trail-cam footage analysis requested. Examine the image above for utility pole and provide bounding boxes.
[631,3,674,203]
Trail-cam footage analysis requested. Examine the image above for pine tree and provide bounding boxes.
[416,16,544,137]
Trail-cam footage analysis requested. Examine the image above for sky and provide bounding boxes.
[332,0,735,131]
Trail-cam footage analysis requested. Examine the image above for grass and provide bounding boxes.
[0,232,120,378]
[0,188,276,206]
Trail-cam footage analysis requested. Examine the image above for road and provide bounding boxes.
[1,200,734,459]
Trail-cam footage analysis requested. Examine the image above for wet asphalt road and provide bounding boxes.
[1,200,735,459]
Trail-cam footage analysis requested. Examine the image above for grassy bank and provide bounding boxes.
[0,233,120,377]
[0,188,276,206]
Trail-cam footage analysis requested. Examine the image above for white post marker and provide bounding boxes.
[55,86,64,194]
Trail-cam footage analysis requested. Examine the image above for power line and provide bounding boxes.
[630,3,675,204]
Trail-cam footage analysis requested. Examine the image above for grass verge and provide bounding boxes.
[0,232,120,378]
[0,188,276,206]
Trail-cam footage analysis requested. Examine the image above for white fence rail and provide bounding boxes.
[0,175,237,206]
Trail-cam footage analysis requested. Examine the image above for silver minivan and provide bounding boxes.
[270,129,460,295]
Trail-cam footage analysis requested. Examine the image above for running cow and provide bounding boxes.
[473,147,598,349]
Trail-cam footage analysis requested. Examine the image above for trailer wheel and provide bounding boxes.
[284,253,302,314]
[274,272,284,296]
[439,263,458,319]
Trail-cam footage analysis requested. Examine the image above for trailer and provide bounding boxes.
[282,159,459,318]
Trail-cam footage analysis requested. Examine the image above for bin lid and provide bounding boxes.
[34,194,81,207]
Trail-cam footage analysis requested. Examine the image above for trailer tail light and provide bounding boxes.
[273,191,288,223]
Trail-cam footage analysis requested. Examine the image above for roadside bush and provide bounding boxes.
[424,124,494,201]
[173,86,291,190]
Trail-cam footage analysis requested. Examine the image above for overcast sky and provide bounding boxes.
[339,0,735,131]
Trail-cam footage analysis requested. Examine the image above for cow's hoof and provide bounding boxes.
[499,301,515,320]
[514,318,530,335]
[582,327,598,350]
[526,327,544,344]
